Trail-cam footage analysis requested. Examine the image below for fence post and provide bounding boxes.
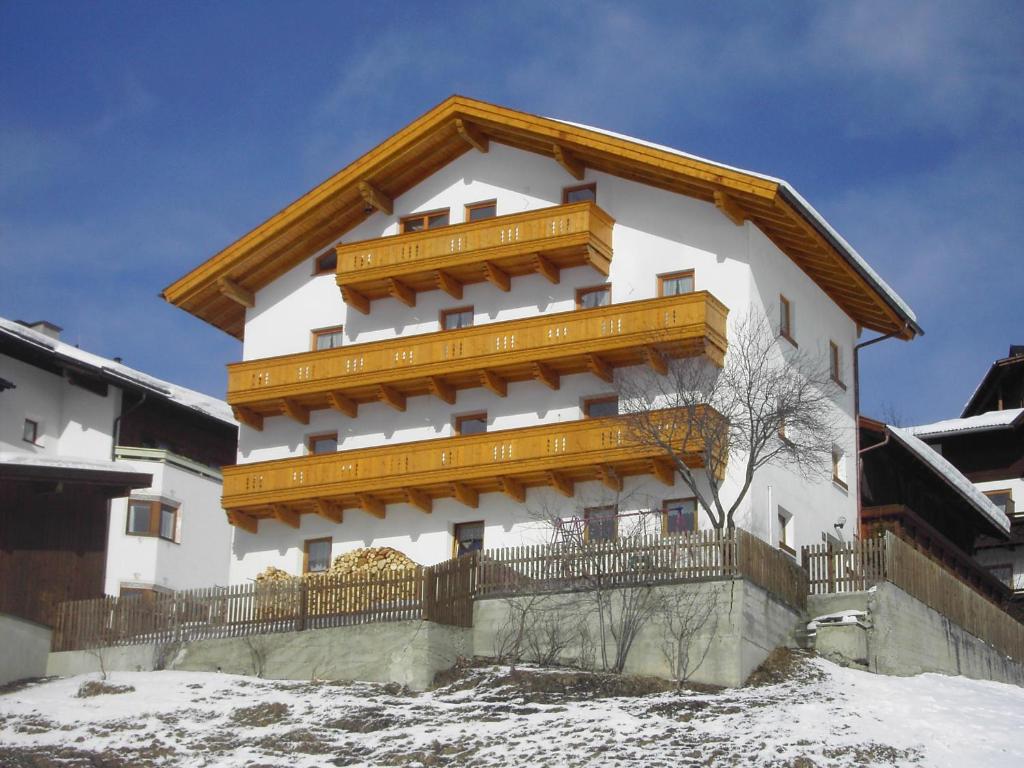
[421,565,435,623]
[296,579,308,632]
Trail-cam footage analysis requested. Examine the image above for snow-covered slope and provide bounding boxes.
[1,657,1021,767]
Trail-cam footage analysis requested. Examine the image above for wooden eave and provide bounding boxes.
[163,95,917,341]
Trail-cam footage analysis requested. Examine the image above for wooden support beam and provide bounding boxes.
[217,277,255,308]
[428,376,456,405]
[358,494,385,519]
[714,190,747,226]
[454,118,489,153]
[586,246,611,276]
[378,384,406,411]
[388,277,416,307]
[533,361,560,390]
[340,285,371,315]
[500,476,526,503]
[535,254,560,284]
[545,470,574,498]
[232,406,264,432]
[597,464,623,492]
[358,180,393,215]
[451,481,479,509]
[271,504,300,529]
[405,488,433,513]
[651,457,676,486]
[227,510,258,534]
[483,261,511,292]
[552,144,585,180]
[313,499,343,524]
[480,369,508,397]
[587,353,614,383]
[327,391,358,418]
[281,399,309,425]
[643,346,669,376]
[435,270,463,299]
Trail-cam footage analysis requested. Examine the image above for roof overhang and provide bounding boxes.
[0,454,152,498]
[962,354,1024,417]
[162,96,921,342]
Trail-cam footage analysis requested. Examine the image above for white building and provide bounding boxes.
[162,96,920,584]
[0,316,237,618]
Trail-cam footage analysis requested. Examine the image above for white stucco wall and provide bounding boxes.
[972,476,1024,590]
[230,143,861,581]
[106,454,232,594]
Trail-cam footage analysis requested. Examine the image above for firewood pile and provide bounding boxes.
[327,546,418,577]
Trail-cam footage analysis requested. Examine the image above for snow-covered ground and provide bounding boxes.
[0,655,1021,767]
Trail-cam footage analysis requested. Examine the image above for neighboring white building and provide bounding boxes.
[0,316,238,609]
[162,96,920,584]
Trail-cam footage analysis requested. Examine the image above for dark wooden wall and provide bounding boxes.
[0,481,109,626]
[119,397,237,469]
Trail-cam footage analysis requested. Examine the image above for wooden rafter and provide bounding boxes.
[454,118,489,153]
[500,476,526,503]
[327,391,358,418]
[533,361,560,390]
[358,494,385,518]
[587,353,613,383]
[597,464,623,492]
[340,285,371,315]
[281,399,309,425]
[387,278,416,307]
[452,481,479,508]
[313,499,343,524]
[358,180,393,215]
[271,504,300,529]
[553,144,585,180]
[643,346,668,375]
[651,457,676,486]
[428,376,456,405]
[217,278,254,308]
[435,270,463,299]
[227,510,258,534]
[405,488,433,513]
[546,470,574,498]
[535,254,560,284]
[713,190,747,226]
[483,261,511,291]
[232,406,264,431]
[378,384,406,411]
[481,369,508,397]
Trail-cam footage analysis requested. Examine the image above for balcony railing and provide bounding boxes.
[227,291,728,429]
[334,201,614,314]
[222,406,721,531]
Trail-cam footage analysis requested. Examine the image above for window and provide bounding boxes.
[663,498,697,535]
[465,200,497,222]
[832,445,848,489]
[22,418,38,444]
[307,432,338,455]
[984,490,1016,518]
[585,505,617,542]
[778,508,794,554]
[576,284,611,309]
[126,500,179,543]
[453,521,485,557]
[829,341,845,388]
[583,395,618,419]
[312,325,344,351]
[313,249,337,275]
[779,295,796,346]
[401,208,450,233]
[562,183,596,204]
[441,306,474,331]
[304,537,332,574]
[658,270,695,297]
[454,412,488,436]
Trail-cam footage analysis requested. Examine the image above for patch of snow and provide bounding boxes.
[0,452,144,475]
[888,426,1010,535]
[910,408,1024,439]
[807,610,868,630]
[0,316,235,426]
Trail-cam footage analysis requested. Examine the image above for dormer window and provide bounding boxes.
[401,208,450,233]
[562,183,596,204]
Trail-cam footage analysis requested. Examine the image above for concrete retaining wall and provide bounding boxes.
[0,613,52,685]
[810,584,1024,686]
[474,578,801,687]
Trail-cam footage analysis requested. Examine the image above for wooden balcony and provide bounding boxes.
[334,201,614,314]
[222,406,722,532]
[227,292,728,428]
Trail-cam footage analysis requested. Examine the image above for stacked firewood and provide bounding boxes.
[254,565,294,584]
[328,546,418,577]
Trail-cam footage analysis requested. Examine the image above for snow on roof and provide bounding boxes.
[909,408,1024,439]
[556,118,920,332]
[0,316,236,426]
[887,426,1010,535]
[0,452,148,476]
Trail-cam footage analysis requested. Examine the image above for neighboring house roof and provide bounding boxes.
[162,95,921,342]
[962,349,1024,417]
[886,426,1010,536]
[0,316,236,426]
[909,408,1024,440]
[0,452,153,488]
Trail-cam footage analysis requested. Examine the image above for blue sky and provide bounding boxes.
[1,1,1021,425]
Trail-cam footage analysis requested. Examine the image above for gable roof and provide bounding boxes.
[962,348,1024,417]
[910,407,1024,440]
[0,316,236,426]
[162,95,922,341]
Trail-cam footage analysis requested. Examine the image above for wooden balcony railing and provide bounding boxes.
[222,406,722,532]
[227,291,728,429]
[334,201,614,314]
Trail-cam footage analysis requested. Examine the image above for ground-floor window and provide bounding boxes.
[663,498,697,535]
[585,505,618,542]
[304,537,332,573]
[453,521,485,557]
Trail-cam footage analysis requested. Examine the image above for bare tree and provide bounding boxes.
[657,583,720,687]
[620,311,839,531]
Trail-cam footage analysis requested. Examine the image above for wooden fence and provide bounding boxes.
[52,556,476,652]
[476,529,807,610]
[803,532,1024,664]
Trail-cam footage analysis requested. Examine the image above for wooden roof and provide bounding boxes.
[162,96,920,341]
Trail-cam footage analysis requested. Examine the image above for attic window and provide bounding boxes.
[780,295,797,347]
[984,489,1015,518]
[658,270,695,297]
[314,250,337,275]
[401,209,450,233]
[830,341,846,388]
[465,200,497,222]
[563,183,596,204]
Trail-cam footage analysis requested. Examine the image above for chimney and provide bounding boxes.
[18,320,63,340]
